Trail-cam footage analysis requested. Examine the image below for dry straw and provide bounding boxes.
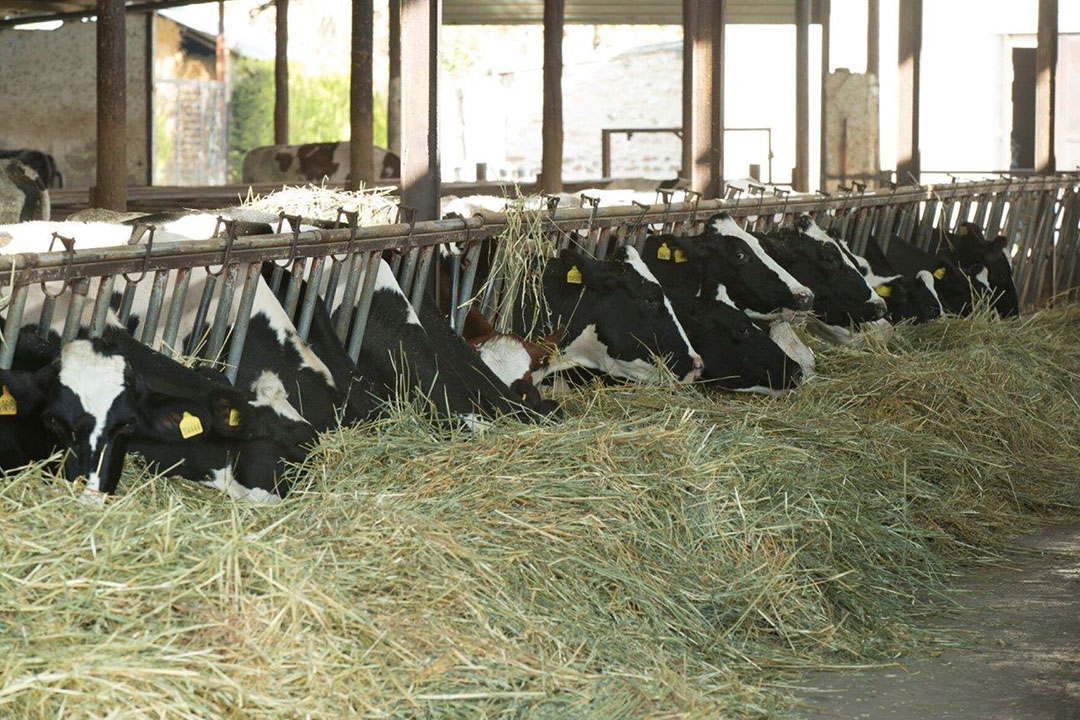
[2,305,1079,718]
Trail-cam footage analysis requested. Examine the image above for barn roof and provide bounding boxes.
[1,0,823,28]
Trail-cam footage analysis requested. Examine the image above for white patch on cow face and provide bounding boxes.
[797,217,886,313]
[201,467,281,503]
[57,341,128,455]
[974,267,991,291]
[540,324,660,384]
[768,320,815,379]
[476,335,533,387]
[915,270,943,313]
[731,385,789,398]
[250,370,309,425]
[375,259,422,326]
[619,246,702,373]
[715,284,737,308]
[709,215,811,298]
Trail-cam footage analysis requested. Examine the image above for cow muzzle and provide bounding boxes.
[683,355,704,382]
[793,289,815,311]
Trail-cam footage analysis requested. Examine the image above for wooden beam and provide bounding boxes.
[1035,0,1057,174]
[401,0,439,220]
[350,0,374,189]
[684,0,724,199]
[897,0,921,184]
[867,0,879,77]
[387,0,401,154]
[95,0,126,211]
[541,0,564,192]
[819,0,830,191]
[794,0,810,192]
[274,0,288,145]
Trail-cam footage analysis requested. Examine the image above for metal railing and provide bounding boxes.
[2,175,1078,376]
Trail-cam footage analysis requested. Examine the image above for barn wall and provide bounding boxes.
[0,20,149,189]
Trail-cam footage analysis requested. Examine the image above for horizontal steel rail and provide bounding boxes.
[2,175,1079,375]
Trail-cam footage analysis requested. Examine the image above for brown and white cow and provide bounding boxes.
[242,142,400,184]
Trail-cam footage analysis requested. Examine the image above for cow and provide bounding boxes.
[242,142,401,184]
[878,232,981,316]
[512,245,702,384]
[0,150,62,188]
[0,158,49,223]
[855,236,943,323]
[1,333,314,502]
[758,215,888,334]
[931,222,1019,317]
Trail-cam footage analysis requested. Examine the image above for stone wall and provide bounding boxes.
[0,19,149,188]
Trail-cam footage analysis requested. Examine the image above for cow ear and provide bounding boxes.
[0,365,53,418]
[206,391,254,438]
[987,235,1008,258]
[136,394,212,443]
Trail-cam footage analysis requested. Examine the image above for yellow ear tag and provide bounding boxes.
[656,242,672,261]
[957,225,969,236]
[179,412,204,439]
[228,408,241,427]
[933,267,947,280]
[875,284,893,298]
[674,248,688,263]
[566,265,583,284]
[0,386,16,416]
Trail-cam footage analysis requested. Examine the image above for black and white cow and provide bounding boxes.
[647,213,815,320]
[879,232,979,316]
[0,158,49,223]
[759,216,888,333]
[932,222,1019,318]
[836,235,942,324]
[512,245,702,384]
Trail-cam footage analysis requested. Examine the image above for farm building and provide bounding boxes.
[0,1,1078,717]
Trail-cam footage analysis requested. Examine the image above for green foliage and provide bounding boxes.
[228,58,388,182]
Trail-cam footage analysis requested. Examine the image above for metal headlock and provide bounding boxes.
[2,176,1079,372]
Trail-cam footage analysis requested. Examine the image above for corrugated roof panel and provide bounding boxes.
[444,0,820,25]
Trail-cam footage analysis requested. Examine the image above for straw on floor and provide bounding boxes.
[1,305,1079,718]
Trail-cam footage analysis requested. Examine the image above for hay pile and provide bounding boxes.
[241,183,399,226]
[2,309,1079,718]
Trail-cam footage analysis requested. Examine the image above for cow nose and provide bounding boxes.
[870,298,888,319]
[684,355,704,382]
[793,289,814,310]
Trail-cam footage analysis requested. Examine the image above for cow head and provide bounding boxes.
[2,339,266,497]
[873,274,942,324]
[945,224,1019,317]
[674,288,802,395]
[761,216,887,327]
[698,213,815,318]
[543,246,702,383]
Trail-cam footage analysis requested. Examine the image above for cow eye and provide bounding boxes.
[738,325,752,337]
[114,418,137,436]
[733,249,747,263]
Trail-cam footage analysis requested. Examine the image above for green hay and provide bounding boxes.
[2,308,1080,718]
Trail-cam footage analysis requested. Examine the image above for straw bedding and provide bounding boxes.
[2,304,1079,718]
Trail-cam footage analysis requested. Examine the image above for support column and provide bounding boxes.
[388,0,401,156]
[1035,0,1058,174]
[897,0,922,184]
[794,0,810,192]
[541,0,564,192]
[350,0,374,189]
[274,0,289,145]
[96,0,126,211]
[401,0,439,220]
[867,0,879,77]
[819,0,831,191]
[683,0,725,199]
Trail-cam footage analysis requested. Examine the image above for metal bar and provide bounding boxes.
[186,272,218,356]
[160,267,190,357]
[139,270,170,346]
[0,284,29,370]
[334,251,366,342]
[37,294,58,337]
[401,0,440,219]
[224,263,263,384]
[541,0,564,193]
[819,0,831,191]
[449,252,461,332]
[454,241,482,334]
[346,251,382,362]
[296,255,326,341]
[206,263,240,364]
[283,257,306,321]
[274,0,289,144]
[60,279,89,346]
[409,246,435,311]
[95,0,127,211]
[89,274,116,339]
